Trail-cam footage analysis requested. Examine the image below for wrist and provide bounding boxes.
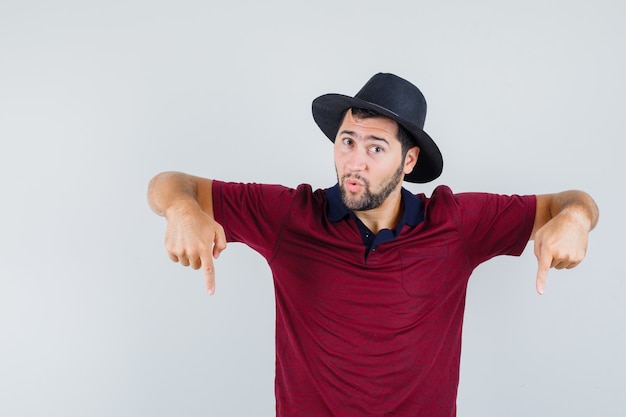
[164,198,203,221]
[559,204,593,232]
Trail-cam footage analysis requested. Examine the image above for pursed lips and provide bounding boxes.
[342,174,367,192]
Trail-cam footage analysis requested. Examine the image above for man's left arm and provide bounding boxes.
[532,190,599,295]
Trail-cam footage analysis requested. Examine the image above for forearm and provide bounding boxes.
[533,190,599,240]
[549,190,599,231]
[147,171,212,218]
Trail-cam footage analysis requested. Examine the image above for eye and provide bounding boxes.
[370,145,384,154]
[341,137,354,146]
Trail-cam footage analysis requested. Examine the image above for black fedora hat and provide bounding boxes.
[311,73,443,183]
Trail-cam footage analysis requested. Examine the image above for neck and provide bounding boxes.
[353,190,403,234]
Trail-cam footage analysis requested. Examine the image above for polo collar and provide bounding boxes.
[326,184,424,227]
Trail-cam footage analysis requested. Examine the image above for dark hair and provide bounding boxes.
[344,107,416,157]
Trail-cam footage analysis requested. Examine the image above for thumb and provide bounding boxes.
[213,229,227,260]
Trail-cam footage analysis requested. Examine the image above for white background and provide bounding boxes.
[1,1,624,416]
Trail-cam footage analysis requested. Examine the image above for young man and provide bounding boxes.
[147,73,598,416]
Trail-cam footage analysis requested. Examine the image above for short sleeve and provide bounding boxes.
[454,191,536,267]
[212,180,297,259]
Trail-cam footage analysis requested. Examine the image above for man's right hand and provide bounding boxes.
[164,203,227,295]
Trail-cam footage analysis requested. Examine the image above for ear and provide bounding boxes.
[403,146,420,175]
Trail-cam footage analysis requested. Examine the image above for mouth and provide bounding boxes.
[342,175,366,193]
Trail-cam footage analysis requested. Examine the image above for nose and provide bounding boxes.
[345,148,367,172]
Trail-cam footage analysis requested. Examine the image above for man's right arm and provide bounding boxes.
[147,171,227,295]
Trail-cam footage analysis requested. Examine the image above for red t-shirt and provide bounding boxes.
[212,181,536,417]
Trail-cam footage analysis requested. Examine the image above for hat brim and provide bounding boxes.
[312,94,443,183]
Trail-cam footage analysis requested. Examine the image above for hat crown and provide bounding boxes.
[355,73,427,129]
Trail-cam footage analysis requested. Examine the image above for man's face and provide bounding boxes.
[334,109,419,211]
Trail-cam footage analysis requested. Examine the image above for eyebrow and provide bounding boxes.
[338,130,390,145]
